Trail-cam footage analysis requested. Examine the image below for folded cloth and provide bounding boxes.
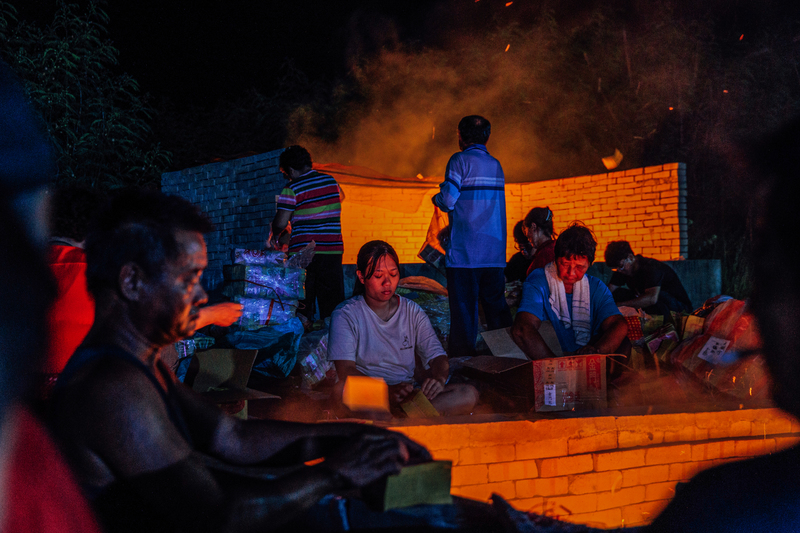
[544,262,591,347]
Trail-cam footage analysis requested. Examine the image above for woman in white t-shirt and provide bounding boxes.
[329,240,478,416]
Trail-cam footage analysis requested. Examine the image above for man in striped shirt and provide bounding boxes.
[432,116,512,356]
[271,145,344,321]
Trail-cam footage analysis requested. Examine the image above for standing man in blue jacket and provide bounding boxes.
[433,115,512,356]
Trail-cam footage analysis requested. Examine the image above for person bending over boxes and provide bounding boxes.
[604,240,693,316]
[329,240,479,416]
[511,223,628,360]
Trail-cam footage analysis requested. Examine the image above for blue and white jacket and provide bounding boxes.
[432,144,507,268]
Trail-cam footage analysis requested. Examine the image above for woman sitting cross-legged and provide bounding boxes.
[328,240,479,416]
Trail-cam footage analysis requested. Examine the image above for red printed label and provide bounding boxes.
[557,357,584,371]
[586,356,601,390]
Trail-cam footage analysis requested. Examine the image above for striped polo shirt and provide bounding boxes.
[276,170,343,255]
[432,144,507,268]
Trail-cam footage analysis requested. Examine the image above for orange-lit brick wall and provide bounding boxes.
[162,151,687,289]
[339,163,687,265]
[390,408,800,528]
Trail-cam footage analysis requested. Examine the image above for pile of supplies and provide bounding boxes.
[624,295,769,403]
[218,246,314,380]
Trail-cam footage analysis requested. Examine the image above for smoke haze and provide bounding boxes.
[288,4,704,182]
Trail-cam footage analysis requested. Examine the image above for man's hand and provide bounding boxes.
[270,210,292,250]
[388,382,413,407]
[196,302,243,329]
[575,344,596,355]
[420,378,445,400]
[593,315,629,354]
[323,433,409,488]
[357,425,432,465]
[266,231,288,252]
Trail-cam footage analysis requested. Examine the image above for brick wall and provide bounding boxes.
[342,163,687,265]
[390,408,800,528]
[162,150,285,290]
[163,153,687,288]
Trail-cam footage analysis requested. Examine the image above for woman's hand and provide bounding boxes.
[388,383,413,406]
[420,378,445,400]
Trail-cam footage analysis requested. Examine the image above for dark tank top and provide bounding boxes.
[56,346,203,532]
[56,345,195,491]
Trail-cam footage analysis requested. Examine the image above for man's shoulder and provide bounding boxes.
[48,244,87,265]
[455,144,497,161]
[586,274,614,295]
[61,350,165,409]
[301,170,338,185]
[525,268,548,286]
[638,255,665,269]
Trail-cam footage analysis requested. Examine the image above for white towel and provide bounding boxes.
[544,261,592,346]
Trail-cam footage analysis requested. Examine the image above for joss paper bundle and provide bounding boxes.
[223,265,306,300]
[232,248,286,266]
[236,297,299,330]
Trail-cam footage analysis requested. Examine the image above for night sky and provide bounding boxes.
[11,0,800,179]
[15,0,457,106]
[13,0,792,107]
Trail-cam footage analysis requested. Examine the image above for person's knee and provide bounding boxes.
[463,384,480,407]
[447,383,479,412]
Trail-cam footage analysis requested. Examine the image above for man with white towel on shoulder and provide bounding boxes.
[511,223,628,360]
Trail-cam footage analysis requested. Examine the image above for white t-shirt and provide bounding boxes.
[328,295,446,385]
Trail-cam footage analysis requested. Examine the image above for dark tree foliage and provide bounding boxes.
[0,1,170,189]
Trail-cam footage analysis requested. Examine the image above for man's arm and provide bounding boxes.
[78,370,412,533]
[196,302,243,329]
[511,311,558,360]
[269,210,292,249]
[172,375,427,464]
[575,315,628,355]
[432,157,462,212]
[616,286,660,309]
[332,360,365,403]
[69,363,428,532]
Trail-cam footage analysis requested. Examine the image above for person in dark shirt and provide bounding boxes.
[523,206,557,277]
[604,241,693,315]
[505,221,533,283]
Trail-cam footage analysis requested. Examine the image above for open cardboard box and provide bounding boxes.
[464,324,609,412]
[188,349,279,417]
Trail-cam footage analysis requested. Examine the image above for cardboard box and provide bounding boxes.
[461,353,608,413]
[481,322,563,359]
[466,323,608,412]
[460,356,535,411]
[532,354,607,412]
[189,349,279,418]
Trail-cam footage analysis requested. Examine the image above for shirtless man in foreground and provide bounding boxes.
[51,189,431,533]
